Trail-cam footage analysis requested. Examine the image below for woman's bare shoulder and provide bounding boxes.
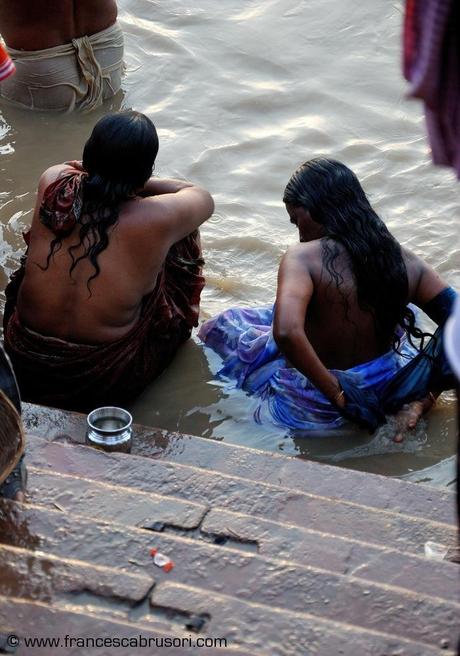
[38,163,76,188]
[31,164,78,228]
[282,240,320,270]
[284,239,323,260]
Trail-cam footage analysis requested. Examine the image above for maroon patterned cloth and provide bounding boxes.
[3,227,205,412]
[39,168,87,237]
[403,0,460,177]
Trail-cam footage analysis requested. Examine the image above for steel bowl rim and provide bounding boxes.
[86,406,133,433]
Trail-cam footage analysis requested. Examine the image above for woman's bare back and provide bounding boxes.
[304,243,389,369]
[15,164,214,344]
[0,1,118,50]
[276,238,447,371]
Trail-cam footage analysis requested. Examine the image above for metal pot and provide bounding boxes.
[86,406,133,453]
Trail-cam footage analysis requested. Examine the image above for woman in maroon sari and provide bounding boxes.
[3,111,214,410]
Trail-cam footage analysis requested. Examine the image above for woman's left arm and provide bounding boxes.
[393,250,455,441]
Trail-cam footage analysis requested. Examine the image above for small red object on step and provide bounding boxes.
[0,42,15,81]
[150,547,174,572]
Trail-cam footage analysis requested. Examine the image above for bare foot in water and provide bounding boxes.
[393,399,430,442]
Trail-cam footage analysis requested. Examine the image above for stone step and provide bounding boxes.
[1,499,458,649]
[0,543,155,606]
[25,435,458,556]
[28,467,209,531]
[23,403,456,525]
[4,546,451,656]
[28,464,459,603]
[200,508,460,603]
[4,544,453,656]
[0,595,258,656]
[150,581,456,656]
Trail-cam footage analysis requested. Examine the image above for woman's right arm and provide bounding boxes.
[140,178,215,246]
[139,177,194,197]
[273,244,345,407]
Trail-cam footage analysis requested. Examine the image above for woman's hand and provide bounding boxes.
[334,371,385,431]
[63,160,85,171]
[393,394,436,442]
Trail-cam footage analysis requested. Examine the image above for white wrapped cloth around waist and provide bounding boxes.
[0,22,124,112]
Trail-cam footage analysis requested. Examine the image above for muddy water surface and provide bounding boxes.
[0,0,458,488]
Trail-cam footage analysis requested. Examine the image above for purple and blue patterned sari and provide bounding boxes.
[198,305,419,431]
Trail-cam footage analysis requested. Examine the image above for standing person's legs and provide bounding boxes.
[0,390,25,501]
[456,386,460,545]
[444,305,460,654]
[0,346,26,501]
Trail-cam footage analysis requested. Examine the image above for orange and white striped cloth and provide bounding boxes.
[0,41,15,81]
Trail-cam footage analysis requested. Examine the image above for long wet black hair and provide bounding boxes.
[283,158,424,350]
[44,110,159,290]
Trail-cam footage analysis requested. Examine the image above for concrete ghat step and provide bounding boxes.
[150,581,455,656]
[28,467,209,530]
[0,596,258,656]
[0,500,458,648]
[200,508,460,603]
[23,402,456,525]
[28,465,460,603]
[4,548,454,656]
[0,544,155,606]
[25,435,458,556]
[2,549,451,656]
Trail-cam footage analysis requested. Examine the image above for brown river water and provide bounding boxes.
[0,0,458,488]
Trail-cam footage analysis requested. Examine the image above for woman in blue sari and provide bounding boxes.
[199,159,456,439]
